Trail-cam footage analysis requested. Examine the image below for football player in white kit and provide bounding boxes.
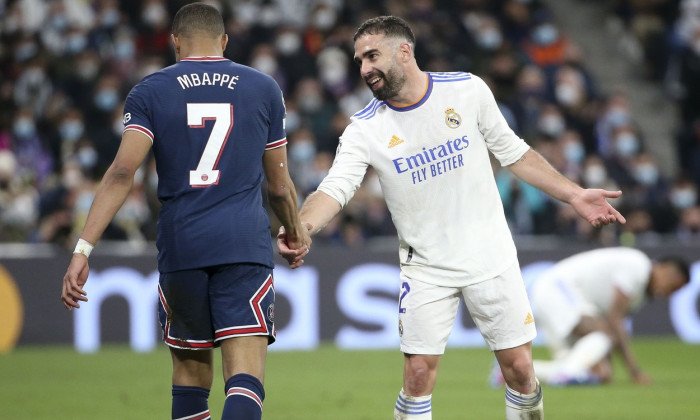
[526,248,689,386]
[278,16,626,419]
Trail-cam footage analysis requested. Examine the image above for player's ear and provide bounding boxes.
[398,42,412,63]
[221,34,228,52]
[171,34,180,55]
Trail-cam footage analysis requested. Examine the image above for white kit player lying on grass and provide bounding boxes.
[278,15,627,420]
[491,247,689,387]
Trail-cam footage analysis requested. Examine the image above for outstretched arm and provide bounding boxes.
[507,148,626,227]
[61,130,152,310]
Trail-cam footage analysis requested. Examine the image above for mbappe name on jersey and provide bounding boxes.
[176,72,239,90]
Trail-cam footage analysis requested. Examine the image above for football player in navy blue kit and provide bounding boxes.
[60,3,310,419]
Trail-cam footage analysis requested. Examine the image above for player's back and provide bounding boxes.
[123,57,286,272]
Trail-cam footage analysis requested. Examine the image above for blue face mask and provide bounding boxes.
[605,108,630,128]
[532,24,559,46]
[13,118,36,138]
[66,34,88,54]
[614,133,639,157]
[95,89,119,111]
[77,147,98,169]
[563,142,585,163]
[60,121,84,141]
[290,141,316,162]
[114,40,135,59]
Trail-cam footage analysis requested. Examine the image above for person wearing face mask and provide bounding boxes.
[523,19,573,67]
[605,126,643,189]
[626,153,676,233]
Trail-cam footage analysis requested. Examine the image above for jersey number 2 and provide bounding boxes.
[187,103,234,187]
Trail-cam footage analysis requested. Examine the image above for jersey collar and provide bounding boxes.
[181,56,229,62]
[384,73,433,112]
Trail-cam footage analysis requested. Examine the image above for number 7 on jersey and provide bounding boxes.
[187,103,234,187]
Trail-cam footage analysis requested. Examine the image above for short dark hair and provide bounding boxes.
[172,3,224,38]
[658,256,691,284]
[353,16,416,45]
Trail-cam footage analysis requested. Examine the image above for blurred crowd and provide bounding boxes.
[0,0,698,250]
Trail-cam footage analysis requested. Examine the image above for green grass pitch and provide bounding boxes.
[1,338,698,419]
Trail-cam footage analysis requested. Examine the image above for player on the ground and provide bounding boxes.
[522,248,689,386]
[278,15,625,420]
[60,4,310,420]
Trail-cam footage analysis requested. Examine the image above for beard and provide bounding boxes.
[365,64,406,101]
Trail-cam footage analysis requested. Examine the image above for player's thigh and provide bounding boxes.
[462,262,536,351]
[220,336,268,383]
[159,268,216,349]
[209,263,276,345]
[399,272,461,355]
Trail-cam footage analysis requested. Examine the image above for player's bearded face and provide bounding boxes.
[364,61,406,101]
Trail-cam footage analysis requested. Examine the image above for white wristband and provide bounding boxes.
[73,238,95,258]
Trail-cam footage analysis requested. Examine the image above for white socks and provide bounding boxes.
[505,381,543,419]
[394,388,432,419]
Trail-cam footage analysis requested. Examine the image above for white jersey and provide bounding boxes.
[535,247,652,316]
[317,72,530,286]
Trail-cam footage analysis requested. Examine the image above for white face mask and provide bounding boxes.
[632,163,659,185]
[251,55,278,75]
[670,188,697,209]
[538,115,565,137]
[555,83,582,106]
[275,33,301,56]
[476,29,502,50]
[584,165,607,187]
[614,133,639,157]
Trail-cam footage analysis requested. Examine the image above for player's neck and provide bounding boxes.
[386,71,429,108]
[178,40,223,60]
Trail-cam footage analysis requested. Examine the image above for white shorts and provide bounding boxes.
[398,261,537,354]
[530,275,595,358]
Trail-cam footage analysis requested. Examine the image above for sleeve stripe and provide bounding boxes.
[265,138,287,150]
[124,124,154,142]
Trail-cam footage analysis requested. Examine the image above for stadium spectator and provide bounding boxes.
[0,0,697,245]
[278,15,626,420]
[512,248,690,386]
[59,4,310,420]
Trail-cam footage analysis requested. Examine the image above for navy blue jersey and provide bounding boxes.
[123,57,287,273]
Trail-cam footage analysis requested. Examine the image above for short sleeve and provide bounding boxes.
[474,75,530,166]
[317,121,370,207]
[123,80,154,143]
[265,80,287,150]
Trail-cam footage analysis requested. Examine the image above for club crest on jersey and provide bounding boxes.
[388,135,405,148]
[444,108,461,129]
[267,303,275,323]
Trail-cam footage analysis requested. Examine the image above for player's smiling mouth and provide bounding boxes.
[367,75,383,90]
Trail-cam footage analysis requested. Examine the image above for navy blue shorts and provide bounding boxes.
[157,263,275,350]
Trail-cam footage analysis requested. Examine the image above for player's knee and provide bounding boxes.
[501,356,535,389]
[404,356,436,395]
